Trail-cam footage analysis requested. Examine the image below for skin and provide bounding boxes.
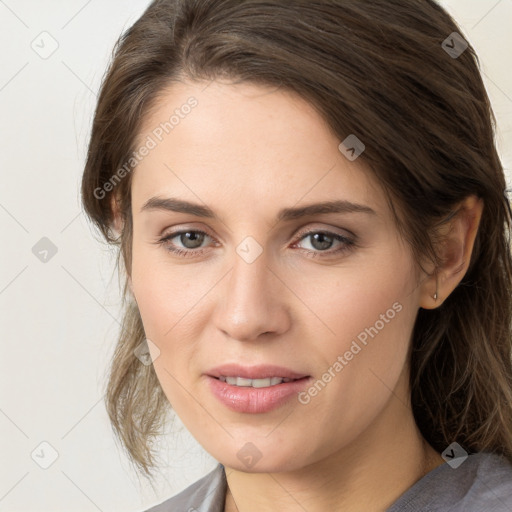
[121,79,483,511]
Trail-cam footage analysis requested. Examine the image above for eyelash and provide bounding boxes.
[156,228,356,259]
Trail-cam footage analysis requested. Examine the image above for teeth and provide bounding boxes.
[219,376,293,387]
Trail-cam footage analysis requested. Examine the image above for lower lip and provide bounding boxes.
[207,376,311,414]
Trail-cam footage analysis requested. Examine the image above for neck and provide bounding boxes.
[223,389,444,512]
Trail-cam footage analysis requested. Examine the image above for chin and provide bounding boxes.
[204,434,318,474]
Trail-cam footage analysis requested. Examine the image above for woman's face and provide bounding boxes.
[129,79,426,472]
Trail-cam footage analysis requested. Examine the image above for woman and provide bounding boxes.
[81,0,512,510]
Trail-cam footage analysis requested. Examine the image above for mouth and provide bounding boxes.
[216,376,302,387]
[207,363,308,381]
[206,364,311,413]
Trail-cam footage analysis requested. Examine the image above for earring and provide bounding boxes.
[433,291,438,301]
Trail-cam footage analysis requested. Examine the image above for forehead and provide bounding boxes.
[131,79,386,220]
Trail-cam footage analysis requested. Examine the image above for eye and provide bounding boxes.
[292,230,355,257]
[156,227,356,259]
[157,229,214,257]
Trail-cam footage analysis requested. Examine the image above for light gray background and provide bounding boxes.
[0,1,511,511]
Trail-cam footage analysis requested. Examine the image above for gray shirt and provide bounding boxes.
[143,452,512,511]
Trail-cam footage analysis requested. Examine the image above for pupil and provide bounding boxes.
[181,232,204,249]
[311,233,333,251]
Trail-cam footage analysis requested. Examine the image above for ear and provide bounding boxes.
[419,195,484,309]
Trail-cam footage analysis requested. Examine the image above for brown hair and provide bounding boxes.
[81,0,512,477]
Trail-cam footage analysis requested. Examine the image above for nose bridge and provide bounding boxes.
[230,248,270,304]
[213,244,290,341]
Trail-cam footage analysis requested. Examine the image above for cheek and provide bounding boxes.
[130,252,209,408]
[291,253,417,406]
[292,291,416,460]
[287,248,416,355]
[130,245,211,342]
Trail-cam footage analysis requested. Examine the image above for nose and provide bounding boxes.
[211,248,291,342]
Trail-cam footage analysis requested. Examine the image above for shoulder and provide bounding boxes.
[388,452,512,512]
[141,463,226,512]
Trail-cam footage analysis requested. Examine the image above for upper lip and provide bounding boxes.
[207,364,309,380]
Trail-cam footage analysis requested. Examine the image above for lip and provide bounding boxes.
[205,364,311,414]
[206,363,309,380]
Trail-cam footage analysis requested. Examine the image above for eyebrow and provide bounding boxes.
[140,196,377,221]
